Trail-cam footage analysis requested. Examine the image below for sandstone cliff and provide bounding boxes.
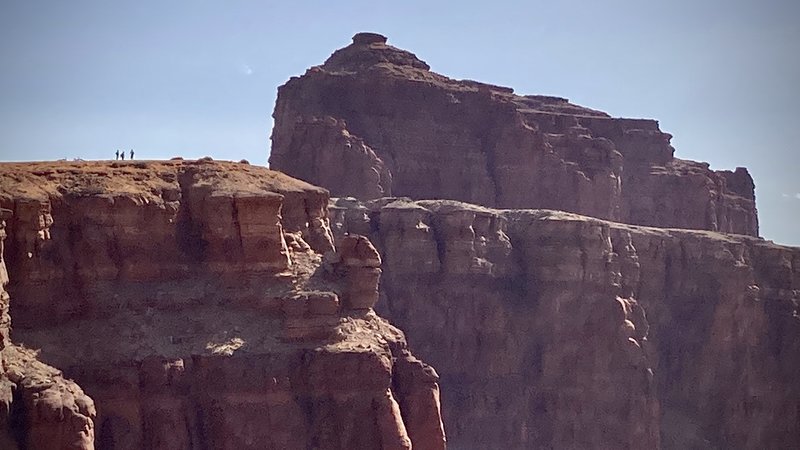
[271,33,758,236]
[0,208,96,450]
[331,197,799,449]
[0,160,445,449]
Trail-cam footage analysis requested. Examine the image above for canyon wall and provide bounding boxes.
[270,33,758,236]
[0,160,445,449]
[269,34,795,448]
[331,197,799,449]
[0,207,97,450]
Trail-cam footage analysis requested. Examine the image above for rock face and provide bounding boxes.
[0,160,445,449]
[0,207,97,450]
[271,36,789,447]
[271,33,758,236]
[331,197,799,450]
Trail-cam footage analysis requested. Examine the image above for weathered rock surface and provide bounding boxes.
[332,197,799,449]
[271,33,758,236]
[0,161,445,449]
[0,207,96,450]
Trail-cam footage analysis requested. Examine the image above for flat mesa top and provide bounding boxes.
[0,159,327,202]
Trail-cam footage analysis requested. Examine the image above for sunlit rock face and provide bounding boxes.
[271,33,758,236]
[0,160,445,449]
[332,197,799,450]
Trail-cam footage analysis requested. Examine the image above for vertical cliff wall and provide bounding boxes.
[0,207,97,450]
[0,160,446,449]
[270,33,758,236]
[331,198,799,449]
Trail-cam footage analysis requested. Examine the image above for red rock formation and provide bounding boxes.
[0,207,97,450]
[0,161,445,449]
[271,33,758,236]
[272,117,392,200]
[331,197,799,449]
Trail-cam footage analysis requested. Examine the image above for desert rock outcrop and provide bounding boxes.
[271,33,758,236]
[0,160,445,449]
[331,197,799,449]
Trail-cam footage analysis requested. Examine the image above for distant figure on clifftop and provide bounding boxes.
[120,152,125,161]
[115,149,120,160]
[130,149,135,160]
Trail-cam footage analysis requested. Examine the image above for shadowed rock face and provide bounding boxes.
[271,33,758,236]
[0,160,445,450]
[0,207,96,450]
[332,197,799,450]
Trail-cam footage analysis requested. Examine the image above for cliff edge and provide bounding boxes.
[0,160,446,449]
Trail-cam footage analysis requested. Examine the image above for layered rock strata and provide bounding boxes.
[0,160,445,449]
[271,33,758,236]
[331,197,799,450]
[0,207,97,450]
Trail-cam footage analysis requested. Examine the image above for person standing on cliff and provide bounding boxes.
[121,152,125,161]
[115,149,120,160]
[130,149,135,160]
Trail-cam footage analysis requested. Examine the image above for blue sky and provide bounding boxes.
[0,0,798,246]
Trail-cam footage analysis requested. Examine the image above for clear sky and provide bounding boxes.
[1,0,798,246]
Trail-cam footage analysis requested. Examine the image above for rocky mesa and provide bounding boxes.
[0,160,445,449]
[268,33,798,449]
[270,33,758,236]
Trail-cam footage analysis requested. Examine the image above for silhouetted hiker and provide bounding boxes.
[121,152,125,161]
[130,149,134,160]
[115,150,120,160]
